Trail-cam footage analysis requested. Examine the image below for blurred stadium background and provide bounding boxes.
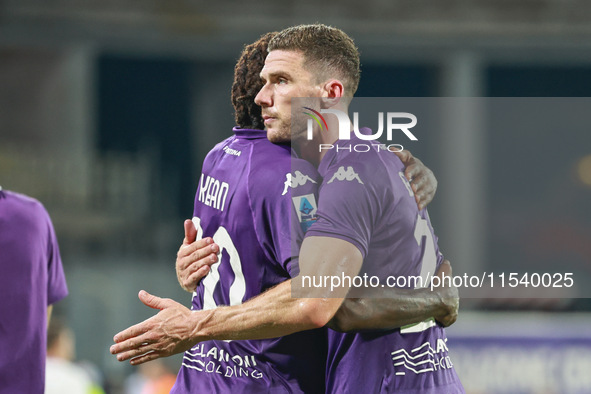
[1,1,591,393]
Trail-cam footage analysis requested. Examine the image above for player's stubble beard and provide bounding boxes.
[266,106,319,169]
[266,113,292,144]
[266,117,309,147]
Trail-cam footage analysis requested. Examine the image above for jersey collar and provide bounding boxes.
[232,127,267,139]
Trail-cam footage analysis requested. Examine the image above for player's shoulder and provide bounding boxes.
[241,142,293,201]
[290,158,320,181]
[0,189,51,228]
[247,141,292,177]
[1,189,46,213]
[202,134,258,173]
[285,157,321,197]
[323,147,396,187]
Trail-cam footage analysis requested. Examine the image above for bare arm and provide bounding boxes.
[110,236,363,365]
[175,230,459,334]
[47,305,53,327]
[189,280,328,341]
[327,260,458,332]
[195,236,363,340]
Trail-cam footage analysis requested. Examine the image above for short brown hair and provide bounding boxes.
[231,32,277,130]
[268,24,361,95]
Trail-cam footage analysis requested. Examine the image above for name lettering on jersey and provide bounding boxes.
[327,166,364,185]
[198,174,230,211]
[222,145,241,157]
[282,171,317,196]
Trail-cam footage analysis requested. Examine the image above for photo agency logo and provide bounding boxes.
[302,107,418,153]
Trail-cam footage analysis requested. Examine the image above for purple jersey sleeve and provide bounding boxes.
[288,158,321,277]
[44,209,68,305]
[305,163,378,259]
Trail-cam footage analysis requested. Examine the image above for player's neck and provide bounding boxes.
[296,114,354,166]
[295,139,321,167]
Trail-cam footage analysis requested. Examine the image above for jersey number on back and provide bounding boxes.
[192,217,246,310]
[414,214,437,285]
[401,214,438,334]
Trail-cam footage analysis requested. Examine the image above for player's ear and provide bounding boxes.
[321,79,344,108]
[323,79,344,98]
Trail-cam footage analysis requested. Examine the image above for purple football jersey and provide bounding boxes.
[305,133,465,393]
[171,129,326,394]
[0,189,68,393]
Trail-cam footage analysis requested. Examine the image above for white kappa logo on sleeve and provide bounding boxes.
[327,166,364,185]
[282,171,318,196]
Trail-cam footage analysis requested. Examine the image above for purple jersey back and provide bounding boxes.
[171,129,326,394]
[0,189,68,393]
[306,134,464,393]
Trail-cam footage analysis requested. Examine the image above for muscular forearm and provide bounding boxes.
[328,288,453,333]
[191,279,341,342]
[111,236,363,365]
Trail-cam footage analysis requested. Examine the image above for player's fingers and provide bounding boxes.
[393,149,412,165]
[183,219,197,245]
[410,163,437,207]
[177,256,196,276]
[177,238,216,270]
[179,237,212,258]
[112,319,153,344]
[115,341,156,362]
[415,193,423,211]
[180,280,197,293]
[180,254,216,291]
[412,174,437,210]
[408,174,425,208]
[130,350,162,365]
[178,248,218,275]
[185,265,211,289]
[186,238,218,258]
[404,161,421,182]
[111,330,155,355]
[410,172,426,191]
[415,189,431,211]
[138,290,176,311]
[190,243,219,263]
[183,237,213,254]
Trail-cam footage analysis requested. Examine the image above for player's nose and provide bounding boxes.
[255,84,272,107]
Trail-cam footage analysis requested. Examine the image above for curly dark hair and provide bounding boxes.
[231,32,277,130]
